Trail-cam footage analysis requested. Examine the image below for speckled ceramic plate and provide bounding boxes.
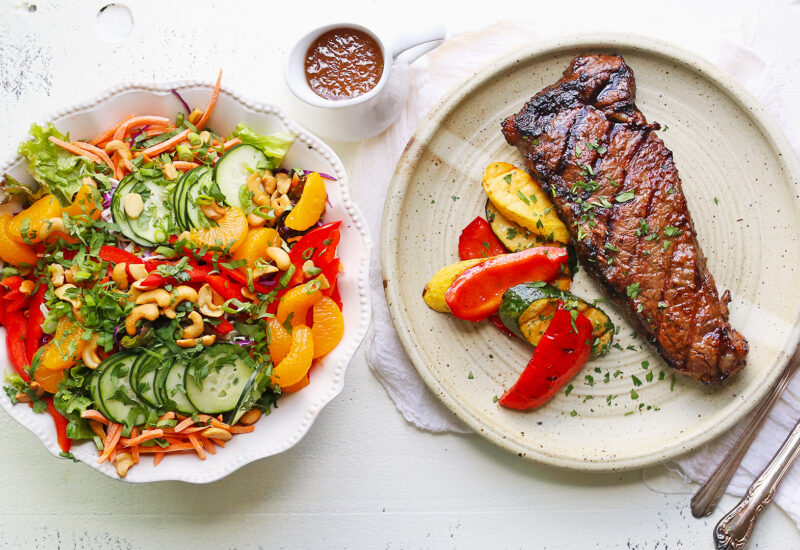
[0,81,371,483]
[382,34,800,471]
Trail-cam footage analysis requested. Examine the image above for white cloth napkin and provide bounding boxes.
[355,23,800,524]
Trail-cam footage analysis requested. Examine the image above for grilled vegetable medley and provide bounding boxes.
[0,74,346,476]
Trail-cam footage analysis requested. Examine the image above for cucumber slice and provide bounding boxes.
[213,144,267,209]
[185,345,255,414]
[499,283,614,357]
[112,174,175,246]
[112,176,150,246]
[97,352,148,425]
[185,169,213,229]
[160,360,197,415]
[130,346,167,407]
[90,369,111,418]
[226,365,266,426]
[173,167,206,231]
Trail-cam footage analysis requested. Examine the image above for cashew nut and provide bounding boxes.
[200,200,225,221]
[123,193,144,219]
[271,194,292,216]
[246,211,267,227]
[63,264,80,285]
[200,426,232,441]
[177,334,216,348]
[241,286,257,301]
[82,333,101,369]
[247,172,269,204]
[182,311,204,339]
[135,289,171,308]
[198,131,211,144]
[253,265,278,279]
[261,171,277,195]
[163,163,179,181]
[18,280,35,295]
[238,409,262,426]
[197,284,224,318]
[128,263,149,281]
[111,262,129,290]
[125,303,160,336]
[163,285,198,319]
[105,140,133,171]
[37,217,66,240]
[54,284,81,308]
[302,260,317,278]
[276,172,291,195]
[266,247,291,271]
[115,452,134,478]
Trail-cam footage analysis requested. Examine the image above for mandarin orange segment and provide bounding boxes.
[65,184,102,220]
[281,375,310,393]
[266,316,292,364]
[41,319,86,371]
[8,194,62,244]
[190,206,249,253]
[0,215,38,267]
[284,172,326,231]
[311,297,344,358]
[232,227,282,270]
[276,280,324,326]
[33,365,65,394]
[271,325,314,388]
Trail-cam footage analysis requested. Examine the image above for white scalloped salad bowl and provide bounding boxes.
[0,81,372,483]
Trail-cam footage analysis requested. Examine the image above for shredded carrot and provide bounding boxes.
[139,443,195,453]
[209,438,226,448]
[196,70,222,130]
[173,417,196,433]
[121,428,164,447]
[81,409,110,425]
[228,425,255,434]
[145,127,169,137]
[222,138,241,150]
[188,434,207,460]
[172,161,199,171]
[159,411,176,421]
[152,453,164,467]
[98,422,122,464]
[89,114,134,145]
[139,129,190,157]
[71,142,115,174]
[88,420,106,441]
[48,136,103,163]
[129,427,140,464]
[112,115,171,141]
[202,437,216,455]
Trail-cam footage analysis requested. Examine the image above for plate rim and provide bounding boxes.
[0,79,373,483]
[381,32,800,471]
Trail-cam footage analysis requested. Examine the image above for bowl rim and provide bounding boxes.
[381,31,800,471]
[0,78,373,483]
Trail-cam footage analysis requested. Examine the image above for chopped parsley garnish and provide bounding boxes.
[615,191,635,203]
[663,226,682,237]
[626,282,640,299]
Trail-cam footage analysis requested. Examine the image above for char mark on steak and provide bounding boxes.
[502,54,747,383]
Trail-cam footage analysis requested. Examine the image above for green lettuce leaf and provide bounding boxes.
[53,365,95,441]
[231,124,294,168]
[17,123,98,206]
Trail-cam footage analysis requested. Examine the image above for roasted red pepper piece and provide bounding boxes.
[213,317,234,335]
[458,216,507,260]
[499,307,592,410]
[25,284,46,363]
[288,222,341,286]
[445,246,568,321]
[98,245,143,265]
[4,310,30,381]
[43,397,71,452]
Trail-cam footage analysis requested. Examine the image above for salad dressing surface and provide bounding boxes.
[304,28,384,100]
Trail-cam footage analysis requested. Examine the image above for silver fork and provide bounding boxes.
[714,415,800,549]
[691,345,800,518]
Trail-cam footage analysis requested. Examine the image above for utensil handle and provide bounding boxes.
[714,417,800,550]
[691,359,797,517]
[388,21,446,63]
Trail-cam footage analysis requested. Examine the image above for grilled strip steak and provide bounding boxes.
[502,54,747,383]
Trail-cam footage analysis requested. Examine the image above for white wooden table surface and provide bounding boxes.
[1,1,800,548]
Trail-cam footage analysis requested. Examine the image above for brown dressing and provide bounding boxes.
[305,28,384,101]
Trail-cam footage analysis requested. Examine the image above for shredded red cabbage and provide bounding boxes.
[303,169,337,181]
[171,89,191,114]
[102,192,112,209]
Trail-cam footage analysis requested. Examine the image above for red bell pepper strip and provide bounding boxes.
[458,216,507,260]
[4,310,30,381]
[213,317,234,335]
[288,222,341,287]
[98,245,143,265]
[136,263,212,289]
[0,276,23,292]
[25,284,46,363]
[206,274,242,302]
[446,246,568,322]
[319,259,340,298]
[4,294,29,312]
[43,397,71,452]
[499,307,592,410]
